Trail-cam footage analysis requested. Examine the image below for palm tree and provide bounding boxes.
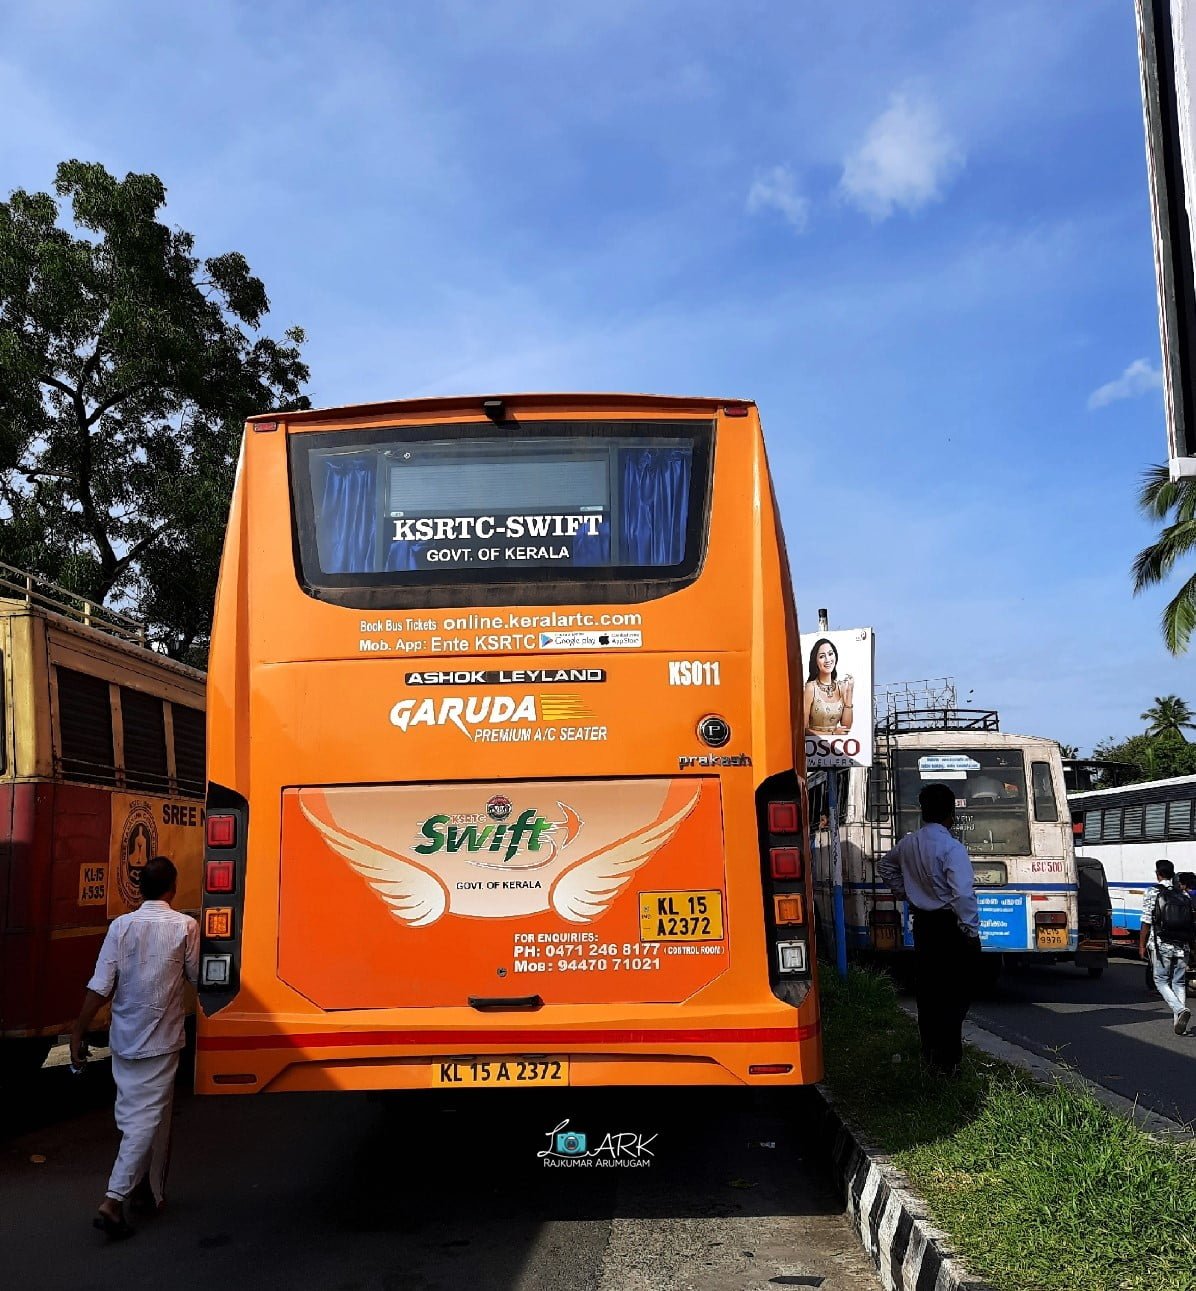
[1133,464,1196,654]
[1140,694,1196,741]
[1058,743,1079,759]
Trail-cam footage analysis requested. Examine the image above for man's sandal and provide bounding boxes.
[93,1212,135,1241]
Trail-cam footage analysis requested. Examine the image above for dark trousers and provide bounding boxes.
[911,907,978,1072]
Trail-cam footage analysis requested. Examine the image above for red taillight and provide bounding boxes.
[207,814,236,849]
[748,1063,793,1075]
[1035,910,1067,927]
[723,403,750,417]
[1072,821,1083,836]
[770,847,801,880]
[205,860,235,893]
[768,801,800,834]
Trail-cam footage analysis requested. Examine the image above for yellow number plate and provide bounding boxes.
[873,925,899,951]
[77,864,107,907]
[639,890,724,942]
[1035,927,1068,949]
[432,1058,568,1087]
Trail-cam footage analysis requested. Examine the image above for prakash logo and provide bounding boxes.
[388,693,596,741]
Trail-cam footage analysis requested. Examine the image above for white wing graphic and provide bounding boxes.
[549,791,700,924]
[299,799,449,927]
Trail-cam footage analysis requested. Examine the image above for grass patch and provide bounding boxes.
[821,966,1196,1291]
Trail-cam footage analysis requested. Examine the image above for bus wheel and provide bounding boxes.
[1086,960,1106,980]
[0,1037,53,1085]
[973,955,1002,997]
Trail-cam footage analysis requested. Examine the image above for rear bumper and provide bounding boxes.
[194,1015,822,1093]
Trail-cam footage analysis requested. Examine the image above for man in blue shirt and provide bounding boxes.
[878,782,981,1074]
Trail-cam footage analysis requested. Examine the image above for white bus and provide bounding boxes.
[1068,774,1196,945]
[810,710,1077,970]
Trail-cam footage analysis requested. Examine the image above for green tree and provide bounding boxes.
[1059,743,1079,759]
[1132,464,1196,654]
[0,160,309,663]
[1091,730,1196,784]
[1140,694,1196,741]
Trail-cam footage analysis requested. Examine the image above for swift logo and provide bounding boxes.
[413,803,583,866]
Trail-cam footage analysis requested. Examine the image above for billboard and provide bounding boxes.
[1137,0,1196,475]
[799,627,874,768]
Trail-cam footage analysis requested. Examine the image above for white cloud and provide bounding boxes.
[1087,358,1164,410]
[840,91,964,220]
[746,164,810,232]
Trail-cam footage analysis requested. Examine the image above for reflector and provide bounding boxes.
[205,907,233,938]
[774,895,804,925]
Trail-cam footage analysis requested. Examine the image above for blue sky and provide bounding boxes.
[2,0,1189,753]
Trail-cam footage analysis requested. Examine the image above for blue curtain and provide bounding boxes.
[619,448,691,565]
[318,454,377,573]
[571,518,611,566]
[385,540,428,571]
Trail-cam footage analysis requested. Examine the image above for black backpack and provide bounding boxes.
[1155,884,1195,944]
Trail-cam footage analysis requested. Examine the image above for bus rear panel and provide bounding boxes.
[196,394,820,1094]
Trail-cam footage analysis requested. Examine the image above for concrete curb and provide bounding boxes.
[817,1085,993,1291]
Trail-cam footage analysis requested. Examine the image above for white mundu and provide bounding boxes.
[88,900,199,1203]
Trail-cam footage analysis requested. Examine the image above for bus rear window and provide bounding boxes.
[289,421,711,604]
[894,748,1031,856]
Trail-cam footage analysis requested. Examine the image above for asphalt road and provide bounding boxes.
[967,953,1196,1124]
[1,1062,879,1291]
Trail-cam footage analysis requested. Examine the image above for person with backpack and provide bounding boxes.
[1139,858,1193,1036]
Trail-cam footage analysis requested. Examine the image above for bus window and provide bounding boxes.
[171,703,205,799]
[895,748,1030,855]
[1169,799,1193,839]
[120,688,170,795]
[56,667,117,785]
[289,424,712,606]
[1144,802,1167,838]
[1123,804,1144,839]
[1031,761,1059,822]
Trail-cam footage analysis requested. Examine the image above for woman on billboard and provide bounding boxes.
[804,637,855,735]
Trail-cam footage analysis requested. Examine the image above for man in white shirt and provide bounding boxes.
[878,782,981,1074]
[70,855,199,1239]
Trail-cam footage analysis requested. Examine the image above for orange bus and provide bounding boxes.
[0,564,206,1081]
[196,394,819,1094]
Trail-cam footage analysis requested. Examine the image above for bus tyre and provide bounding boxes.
[0,1037,53,1086]
[1086,960,1105,980]
[973,955,1002,997]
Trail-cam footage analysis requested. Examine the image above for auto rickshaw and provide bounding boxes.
[1075,855,1112,979]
